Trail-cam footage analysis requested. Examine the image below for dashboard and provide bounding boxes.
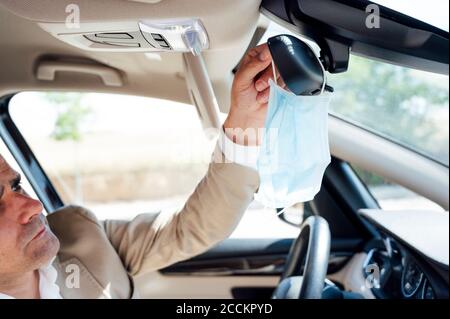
[362,237,444,299]
[358,209,449,299]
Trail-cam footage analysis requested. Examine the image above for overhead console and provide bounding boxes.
[38,19,209,55]
[0,0,260,53]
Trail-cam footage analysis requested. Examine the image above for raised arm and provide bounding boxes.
[103,44,275,275]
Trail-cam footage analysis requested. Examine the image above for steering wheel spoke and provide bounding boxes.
[272,216,331,299]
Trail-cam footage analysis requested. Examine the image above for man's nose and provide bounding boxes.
[14,194,44,224]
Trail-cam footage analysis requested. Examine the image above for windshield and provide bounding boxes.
[261,21,449,166]
[328,57,449,166]
[371,0,449,32]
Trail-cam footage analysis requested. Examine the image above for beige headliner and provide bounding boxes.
[0,0,262,110]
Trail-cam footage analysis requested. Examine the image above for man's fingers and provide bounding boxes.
[255,65,281,92]
[256,87,270,104]
[256,79,289,104]
[243,43,270,63]
[235,44,272,89]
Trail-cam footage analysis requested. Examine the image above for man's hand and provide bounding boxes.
[223,43,285,146]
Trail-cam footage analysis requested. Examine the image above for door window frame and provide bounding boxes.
[0,93,63,212]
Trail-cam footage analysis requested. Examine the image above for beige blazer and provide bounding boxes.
[47,149,259,298]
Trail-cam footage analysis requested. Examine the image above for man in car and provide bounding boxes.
[0,44,278,298]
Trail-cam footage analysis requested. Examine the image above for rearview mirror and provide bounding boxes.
[267,34,334,95]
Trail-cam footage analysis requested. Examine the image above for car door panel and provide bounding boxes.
[135,237,363,299]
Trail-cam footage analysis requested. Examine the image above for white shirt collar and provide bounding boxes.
[0,264,62,299]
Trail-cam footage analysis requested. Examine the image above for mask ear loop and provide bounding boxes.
[275,206,288,216]
[317,56,327,95]
[271,60,278,86]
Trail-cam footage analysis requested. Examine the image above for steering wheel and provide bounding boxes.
[272,216,331,299]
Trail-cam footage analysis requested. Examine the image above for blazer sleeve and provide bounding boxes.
[102,145,260,276]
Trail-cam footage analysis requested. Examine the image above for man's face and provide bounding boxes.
[0,155,59,275]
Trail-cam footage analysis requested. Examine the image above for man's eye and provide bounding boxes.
[12,183,23,192]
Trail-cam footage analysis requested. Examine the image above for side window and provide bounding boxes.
[9,92,299,238]
[0,138,45,213]
[352,164,444,212]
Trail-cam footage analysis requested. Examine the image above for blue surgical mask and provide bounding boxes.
[255,64,332,209]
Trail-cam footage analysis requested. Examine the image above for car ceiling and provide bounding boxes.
[0,0,262,111]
